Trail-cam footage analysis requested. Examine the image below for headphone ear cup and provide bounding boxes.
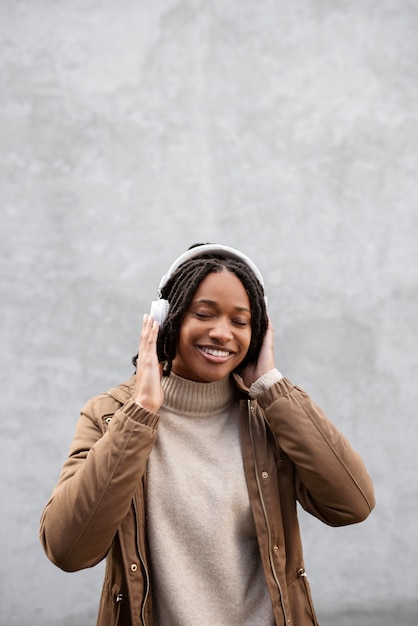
[150,299,170,326]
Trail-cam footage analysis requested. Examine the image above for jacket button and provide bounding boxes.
[130,563,138,573]
[261,471,269,479]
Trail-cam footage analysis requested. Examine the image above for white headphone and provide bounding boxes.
[150,244,266,326]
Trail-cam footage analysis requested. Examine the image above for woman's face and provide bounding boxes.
[171,269,252,382]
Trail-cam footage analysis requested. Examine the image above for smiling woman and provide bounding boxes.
[152,244,269,377]
[171,270,253,382]
[40,243,375,626]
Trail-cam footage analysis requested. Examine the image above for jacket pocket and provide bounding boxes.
[113,589,129,626]
[286,568,319,625]
[297,568,319,625]
[101,413,115,434]
[97,574,132,626]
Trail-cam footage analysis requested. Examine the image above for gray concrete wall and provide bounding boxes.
[1,1,417,624]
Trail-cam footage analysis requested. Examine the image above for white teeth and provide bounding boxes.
[201,347,230,357]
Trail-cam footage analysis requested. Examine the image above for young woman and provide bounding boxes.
[40,244,375,626]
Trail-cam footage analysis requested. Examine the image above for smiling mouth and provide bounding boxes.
[198,346,233,359]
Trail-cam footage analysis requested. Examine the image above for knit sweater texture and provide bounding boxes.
[146,372,275,626]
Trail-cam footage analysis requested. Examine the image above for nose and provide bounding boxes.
[208,318,233,343]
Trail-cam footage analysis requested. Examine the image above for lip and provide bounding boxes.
[196,345,235,363]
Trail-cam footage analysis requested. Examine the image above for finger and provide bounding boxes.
[149,319,160,346]
[141,313,159,336]
[140,313,150,337]
[152,318,160,333]
[139,318,160,362]
[139,314,156,353]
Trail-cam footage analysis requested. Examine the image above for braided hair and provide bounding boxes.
[133,249,268,377]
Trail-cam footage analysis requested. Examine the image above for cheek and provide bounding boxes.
[247,328,255,351]
[176,324,193,354]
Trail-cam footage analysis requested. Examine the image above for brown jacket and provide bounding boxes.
[40,375,375,626]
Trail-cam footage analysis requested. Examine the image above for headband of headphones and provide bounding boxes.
[157,243,265,290]
[150,244,266,326]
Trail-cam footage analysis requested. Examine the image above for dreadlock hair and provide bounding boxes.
[132,250,268,378]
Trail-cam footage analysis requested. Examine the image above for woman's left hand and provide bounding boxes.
[242,319,275,388]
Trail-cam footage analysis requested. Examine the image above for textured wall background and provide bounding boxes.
[1,1,417,624]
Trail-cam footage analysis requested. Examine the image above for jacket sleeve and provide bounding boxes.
[39,393,159,572]
[256,377,375,526]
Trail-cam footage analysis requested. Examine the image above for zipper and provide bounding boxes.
[247,400,290,625]
[133,497,150,626]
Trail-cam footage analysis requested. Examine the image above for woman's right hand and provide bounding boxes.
[134,314,164,413]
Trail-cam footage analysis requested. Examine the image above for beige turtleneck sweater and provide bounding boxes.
[146,372,275,626]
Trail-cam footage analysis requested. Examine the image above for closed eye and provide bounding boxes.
[232,319,248,327]
[194,311,213,320]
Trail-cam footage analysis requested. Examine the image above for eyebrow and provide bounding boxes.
[192,298,251,314]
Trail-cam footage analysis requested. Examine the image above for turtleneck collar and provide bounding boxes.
[161,371,236,416]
